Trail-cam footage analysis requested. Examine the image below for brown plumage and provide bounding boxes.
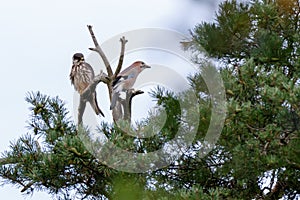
[70,53,104,117]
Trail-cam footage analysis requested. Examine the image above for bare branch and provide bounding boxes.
[126,90,144,121]
[262,141,270,155]
[88,47,97,52]
[113,36,128,78]
[87,25,113,76]
[81,70,109,100]
[21,182,34,193]
[85,25,141,123]
[112,102,123,123]
[114,89,144,122]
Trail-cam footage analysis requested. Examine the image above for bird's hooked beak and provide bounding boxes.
[73,58,84,64]
[142,64,151,69]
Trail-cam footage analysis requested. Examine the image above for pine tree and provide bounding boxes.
[1,0,300,199]
[185,0,300,199]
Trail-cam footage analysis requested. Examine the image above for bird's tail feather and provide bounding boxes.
[110,92,119,110]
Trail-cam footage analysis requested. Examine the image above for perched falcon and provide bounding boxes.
[70,53,105,117]
[110,61,151,110]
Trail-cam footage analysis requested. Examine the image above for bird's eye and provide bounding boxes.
[141,62,145,65]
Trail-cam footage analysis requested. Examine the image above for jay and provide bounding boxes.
[70,53,105,117]
[110,61,151,110]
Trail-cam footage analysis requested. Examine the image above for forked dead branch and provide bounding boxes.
[77,25,145,124]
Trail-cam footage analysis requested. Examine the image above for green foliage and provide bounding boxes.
[220,58,300,198]
[1,92,114,199]
[187,0,300,199]
[192,0,252,59]
[192,0,300,74]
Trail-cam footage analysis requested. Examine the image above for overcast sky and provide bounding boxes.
[0,0,221,199]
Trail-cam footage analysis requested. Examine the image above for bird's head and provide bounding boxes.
[132,61,151,72]
[72,53,85,64]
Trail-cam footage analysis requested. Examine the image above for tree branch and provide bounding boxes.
[87,25,113,76]
[113,36,128,79]
[125,89,144,121]
[21,182,34,193]
[81,70,109,99]
[115,89,144,122]
[85,25,143,123]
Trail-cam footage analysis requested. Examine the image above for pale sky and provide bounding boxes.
[0,0,221,199]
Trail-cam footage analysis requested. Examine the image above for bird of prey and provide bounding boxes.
[110,61,151,110]
[70,53,105,117]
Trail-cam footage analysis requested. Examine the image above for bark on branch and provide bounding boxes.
[113,89,144,122]
[87,25,113,77]
[113,36,128,79]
